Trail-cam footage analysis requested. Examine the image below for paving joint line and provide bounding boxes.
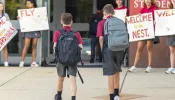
[0,67,33,87]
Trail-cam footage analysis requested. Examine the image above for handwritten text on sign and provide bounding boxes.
[155,9,175,36]
[130,0,171,15]
[126,13,155,42]
[114,9,127,22]
[18,7,49,32]
[0,16,18,51]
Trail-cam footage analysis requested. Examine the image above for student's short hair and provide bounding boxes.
[61,13,72,25]
[103,4,114,14]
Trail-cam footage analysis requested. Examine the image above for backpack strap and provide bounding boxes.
[58,29,66,34]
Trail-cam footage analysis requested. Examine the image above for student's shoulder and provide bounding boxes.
[54,30,61,35]
[73,31,82,39]
[74,31,81,36]
[4,13,9,17]
[4,13,8,15]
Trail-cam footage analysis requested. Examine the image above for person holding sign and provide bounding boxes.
[114,0,129,67]
[0,2,10,67]
[114,0,128,15]
[165,0,175,74]
[128,0,158,73]
[18,0,41,67]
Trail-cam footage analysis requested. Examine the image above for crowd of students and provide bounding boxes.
[1,0,175,100]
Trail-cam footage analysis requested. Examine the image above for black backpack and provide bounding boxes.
[55,29,81,66]
[89,14,103,35]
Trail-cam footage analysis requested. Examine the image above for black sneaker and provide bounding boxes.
[55,94,62,100]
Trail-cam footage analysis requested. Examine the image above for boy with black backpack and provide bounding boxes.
[53,13,83,100]
[97,4,129,100]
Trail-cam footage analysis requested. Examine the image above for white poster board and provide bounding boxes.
[126,13,155,42]
[114,9,127,22]
[154,9,175,36]
[0,16,18,51]
[18,7,49,32]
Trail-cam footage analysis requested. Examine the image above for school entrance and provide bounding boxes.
[2,0,129,66]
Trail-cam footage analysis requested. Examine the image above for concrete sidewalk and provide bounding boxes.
[0,67,174,100]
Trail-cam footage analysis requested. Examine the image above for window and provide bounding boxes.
[50,31,54,54]
[66,0,93,23]
[50,0,53,22]
[5,0,26,20]
[79,31,89,38]
[97,0,116,10]
[7,32,19,54]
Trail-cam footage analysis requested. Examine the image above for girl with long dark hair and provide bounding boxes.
[18,0,41,67]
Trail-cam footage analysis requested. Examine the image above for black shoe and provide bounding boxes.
[55,94,62,100]
[89,59,94,63]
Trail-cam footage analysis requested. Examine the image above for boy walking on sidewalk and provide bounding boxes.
[97,4,127,100]
[53,13,83,100]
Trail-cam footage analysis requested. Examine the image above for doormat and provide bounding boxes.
[93,93,146,100]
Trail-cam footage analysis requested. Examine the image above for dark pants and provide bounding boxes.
[90,35,102,61]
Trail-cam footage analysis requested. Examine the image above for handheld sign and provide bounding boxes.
[155,9,175,36]
[18,7,49,32]
[126,13,155,42]
[0,16,18,51]
[114,9,127,22]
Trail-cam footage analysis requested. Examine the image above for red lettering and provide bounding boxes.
[142,15,148,22]
[144,28,149,37]
[156,10,174,17]
[132,28,149,39]
[10,27,15,31]
[136,16,140,23]
[156,11,167,17]
[140,29,145,37]
[162,1,167,8]
[148,14,152,21]
[127,14,152,24]
[137,30,141,38]
[132,31,138,39]
[25,10,31,16]
[30,9,35,16]
[20,9,35,17]
[0,19,5,26]
[127,17,134,24]
[20,10,25,17]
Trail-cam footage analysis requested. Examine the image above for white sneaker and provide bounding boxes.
[31,62,39,67]
[165,68,175,74]
[19,61,24,67]
[128,66,136,72]
[145,66,152,73]
[172,69,175,74]
[114,96,120,100]
[4,62,9,67]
